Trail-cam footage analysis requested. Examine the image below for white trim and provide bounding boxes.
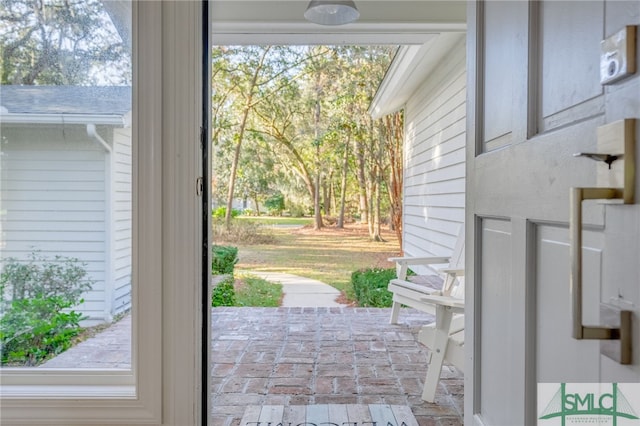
[103,126,115,322]
[370,32,466,119]
[0,113,127,126]
[159,2,204,423]
[0,2,163,423]
[211,22,465,45]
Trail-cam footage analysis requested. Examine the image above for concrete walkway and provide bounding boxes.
[240,271,347,308]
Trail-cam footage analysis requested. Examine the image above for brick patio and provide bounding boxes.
[211,307,463,426]
[39,307,464,425]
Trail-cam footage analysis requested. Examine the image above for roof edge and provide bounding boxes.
[369,32,465,119]
[0,113,128,126]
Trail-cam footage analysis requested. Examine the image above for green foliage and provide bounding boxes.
[234,275,282,307]
[211,45,399,229]
[0,253,92,304]
[287,203,308,218]
[0,297,84,365]
[264,192,285,216]
[351,267,396,308]
[212,207,240,219]
[0,253,94,366]
[211,245,239,275]
[0,0,131,85]
[211,276,236,307]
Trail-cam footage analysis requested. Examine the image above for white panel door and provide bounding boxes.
[466,1,640,425]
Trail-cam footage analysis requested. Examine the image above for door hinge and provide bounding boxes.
[196,177,204,196]
[199,126,205,150]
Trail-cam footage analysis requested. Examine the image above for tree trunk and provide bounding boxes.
[252,194,261,216]
[224,47,271,229]
[354,138,369,225]
[337,135,350,228]
[385,112,404,248]
[372,175,384,242]
[314,170,322,229]
[312,86,323,230]
[324,170,333,216]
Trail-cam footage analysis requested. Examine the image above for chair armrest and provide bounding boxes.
[388,256,451,280]
[439,268,465,277]
[388,256,451,265]
[419,295,465,312]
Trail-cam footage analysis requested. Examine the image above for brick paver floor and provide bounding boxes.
[211,307,463,426]
[39,307,464,425]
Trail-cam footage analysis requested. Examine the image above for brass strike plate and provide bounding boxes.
[596,118,636,203]
[600,303,632,365]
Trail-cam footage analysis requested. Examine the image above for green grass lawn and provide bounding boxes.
[219,222,401,302]
[235,216,313,226]
[234,274,283,307]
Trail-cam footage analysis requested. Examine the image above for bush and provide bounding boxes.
[211,276,235,307]
[0,253,94,366]
[211,245,239,275]
[351,267,396,308]
[287,203,307,218]
[264,192,285,216]
[212,206,241,219]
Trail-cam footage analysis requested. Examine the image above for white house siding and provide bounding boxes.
[402,38,466,271]
[111,127,132,317]
[0,125,109,324]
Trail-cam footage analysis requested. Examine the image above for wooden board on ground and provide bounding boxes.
[283,406,306,426]
[240,404,418,426]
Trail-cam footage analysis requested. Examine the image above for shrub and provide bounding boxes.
[287,203,307,218]
[351,267,396,308]
[0,253,94,366]
[211,245,239,275]
[211,276,235,307]
[264,192,285,216]
[212,206,241,219]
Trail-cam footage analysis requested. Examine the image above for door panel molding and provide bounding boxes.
[534,1,605,134]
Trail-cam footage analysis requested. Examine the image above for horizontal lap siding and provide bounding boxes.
[112,128,132,315]
[402,38,466,273]
[0,126,108,322]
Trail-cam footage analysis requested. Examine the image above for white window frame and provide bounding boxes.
[0,2,204,424]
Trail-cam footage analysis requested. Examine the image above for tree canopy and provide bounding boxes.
[0,0,130,85]
[211,45,404,243]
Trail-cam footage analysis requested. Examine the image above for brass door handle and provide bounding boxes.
[569,119,636,365]
[570,187,632,364]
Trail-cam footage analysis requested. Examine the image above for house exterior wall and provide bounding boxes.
[402,37,466,271]
[0,124,131,324]
[111,127,132,317]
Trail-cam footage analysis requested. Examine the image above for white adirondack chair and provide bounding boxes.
[417,285,464,402]
[387,227,465,324]
[387,227,465,403]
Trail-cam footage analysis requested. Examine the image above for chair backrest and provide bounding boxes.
[442,225,465,299]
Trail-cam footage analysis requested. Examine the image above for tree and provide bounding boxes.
[212,45,399,244]
[381,111,404,247]
[0,0,130,85]
[211,46,317,228]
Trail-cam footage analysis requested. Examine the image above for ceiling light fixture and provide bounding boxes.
[304,0,360,26]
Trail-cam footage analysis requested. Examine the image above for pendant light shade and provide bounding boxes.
[304,0,360,26]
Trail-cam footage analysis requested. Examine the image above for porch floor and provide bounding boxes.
[214,307,463,425]
[44,308,464,425]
